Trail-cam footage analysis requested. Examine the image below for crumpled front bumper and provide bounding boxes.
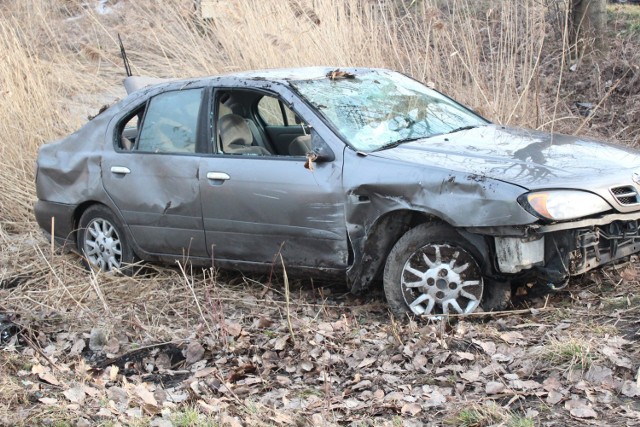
[471,210,640,286]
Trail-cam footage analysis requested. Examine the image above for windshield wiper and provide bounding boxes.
[373,136,426,152]
[373,125,483,152]
[447,125,480,135]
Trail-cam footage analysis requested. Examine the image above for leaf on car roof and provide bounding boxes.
[326,69,355,80]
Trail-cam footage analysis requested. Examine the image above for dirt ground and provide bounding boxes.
[1,243,640,426]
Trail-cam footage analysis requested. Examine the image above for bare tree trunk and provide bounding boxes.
[572,0,607,52]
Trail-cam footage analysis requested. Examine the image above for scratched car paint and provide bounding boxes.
[35,67,640,317]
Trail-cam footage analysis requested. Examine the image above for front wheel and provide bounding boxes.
[383,222,490,318]
[77,205,136,274]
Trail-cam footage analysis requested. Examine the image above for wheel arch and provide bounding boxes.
[347,209,439,292]
[72,201,141,259]
[347,209,499,293]
[71,201,104,249]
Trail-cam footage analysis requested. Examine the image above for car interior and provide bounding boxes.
[215,90,312,157]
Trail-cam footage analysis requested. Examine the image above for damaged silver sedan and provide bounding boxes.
[35,67,640,317]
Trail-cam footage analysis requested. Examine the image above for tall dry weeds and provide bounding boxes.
[0,0,562,235]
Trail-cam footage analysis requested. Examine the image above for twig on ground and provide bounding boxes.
[279,253,296,345]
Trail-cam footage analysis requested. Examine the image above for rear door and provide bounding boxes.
[102,88,208,258]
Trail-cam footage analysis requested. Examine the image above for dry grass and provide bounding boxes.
[0,0,570,234]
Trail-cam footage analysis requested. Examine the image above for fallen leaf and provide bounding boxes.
[109,365,119,382]
[491,353,513,363]
[570,406,598,419]
[63,386,86,404]
[499,331,525,345]
[69,338,86,356]
[459,369,480,382]
[225,321,242,337]
[38,371,60,386]
[31,364,46,375]
[220,413,243,427]
[455,351,475,361]
[546,390,564,405]
[352,380,372,391]
[134,383,158,407]
[622,380,640,397]
[358,357,376,368]
[600,346,633,369]
[423,389,447,407]
[509,379,541,391]
[185,341,205,365]
[486,381,505,395]
[401,402,422,416]
[472,339,496,355]
[274,336,289,351]
[565,399,598,419]
[269,411,295,425]
[585,365,614,386]
[300,361,314,372]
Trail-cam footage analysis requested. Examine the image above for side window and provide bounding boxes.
[118,107,143,150]
[216,90,312,157]
[136,89,203,153]
[257,96,299,126]
[257,96,284,126]
[283,105,298,125]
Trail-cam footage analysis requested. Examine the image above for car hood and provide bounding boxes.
[371,124,640,190]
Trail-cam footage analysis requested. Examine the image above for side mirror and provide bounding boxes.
[310,131,335,162]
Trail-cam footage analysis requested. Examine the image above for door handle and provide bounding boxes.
[111,166,131,175]
[207,172,230,181]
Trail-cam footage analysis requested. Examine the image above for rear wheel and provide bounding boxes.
[383,222,507,318]
[77,205,136,274]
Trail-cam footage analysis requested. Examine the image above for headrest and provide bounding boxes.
[218,114,253,150]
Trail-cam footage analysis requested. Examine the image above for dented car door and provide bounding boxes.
[197,155,348,270]
[101,88,208,258]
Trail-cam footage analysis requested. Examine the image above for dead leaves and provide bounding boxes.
[325,69,355,80]
[32,364,60,386]
[4,270,640,427]
[565,398,598,419]
[185,341,205,365]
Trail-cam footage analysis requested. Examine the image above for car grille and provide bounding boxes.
[610,185,640,206]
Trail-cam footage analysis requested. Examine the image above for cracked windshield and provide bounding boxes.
[293,70,488,151]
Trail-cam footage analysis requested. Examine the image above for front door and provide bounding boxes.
[198,88,348,269]
[198,155,348,269]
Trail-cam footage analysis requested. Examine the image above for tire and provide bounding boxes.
[383,222,506,318]
[77,205,137,274]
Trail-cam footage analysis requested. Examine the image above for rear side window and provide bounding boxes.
[257,95,299,126]
[136,89,204,153]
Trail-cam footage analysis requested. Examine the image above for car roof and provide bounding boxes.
[124,67,389,94]
[222,66,377,82]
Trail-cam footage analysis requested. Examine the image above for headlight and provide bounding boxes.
[519,190,612,221]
